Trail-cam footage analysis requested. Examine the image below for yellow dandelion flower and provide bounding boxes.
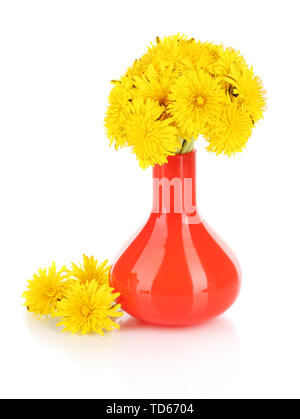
[214,46,247,79]
[231,67,266,123]
[125,54,152,79]
[125,98,181,169]
[68,254,110,287]
[169,69,224,139]
[206,99,253,156]
[146,34,193,71]
[104,79,133,149]
[183,41,220,73]
[57,280,123,335]
[22,262,67,318]
[105,35,266,163]
[133,64,176,106]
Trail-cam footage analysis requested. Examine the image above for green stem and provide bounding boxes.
[180,138,195,154]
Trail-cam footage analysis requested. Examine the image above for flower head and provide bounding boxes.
[126,98,180,168]
[68,255,110,287]
[231,67,266,123]
[206,99,253,156]
[169,69,224,138]
[105,79,133,149]
[183,41,220,73]
[125,56,150,79]
[146,34,192,71]
[22,263,67,318]
[57,280,123,335]
[214,46,247,79]
[134,64,175,107]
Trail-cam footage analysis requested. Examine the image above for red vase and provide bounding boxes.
[110,150,241,326]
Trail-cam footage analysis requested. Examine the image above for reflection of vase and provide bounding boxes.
[110,150,241,326]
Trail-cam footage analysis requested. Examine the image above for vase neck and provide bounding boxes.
[152,150,197,215]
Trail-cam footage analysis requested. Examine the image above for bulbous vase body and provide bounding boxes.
[110,151,241,326]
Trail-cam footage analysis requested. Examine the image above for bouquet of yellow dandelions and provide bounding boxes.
[22,255,123,335]
[105,34,266,168]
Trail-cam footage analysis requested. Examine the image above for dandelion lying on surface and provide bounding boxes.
[57,280,123,335]
[23,255,124,336]
[68,254,110,287]
[22,262,67,318]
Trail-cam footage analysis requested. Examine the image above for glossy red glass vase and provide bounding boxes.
[110,150,241,326]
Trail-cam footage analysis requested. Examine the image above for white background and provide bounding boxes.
[0,0,299,399]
